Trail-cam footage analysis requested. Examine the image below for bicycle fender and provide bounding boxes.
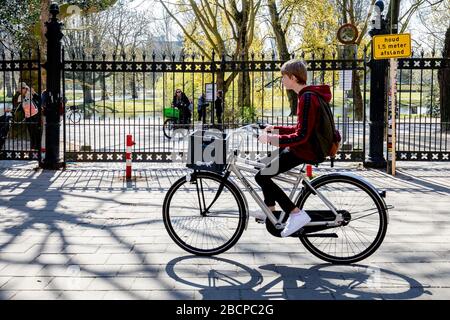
[310,172,390,224]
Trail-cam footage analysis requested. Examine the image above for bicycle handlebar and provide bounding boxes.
[232,122,268,137]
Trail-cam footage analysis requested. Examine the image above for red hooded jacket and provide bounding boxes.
[268,85,332,162]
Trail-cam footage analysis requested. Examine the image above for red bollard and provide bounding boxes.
[306,164,313,179]
[126,135,135,180]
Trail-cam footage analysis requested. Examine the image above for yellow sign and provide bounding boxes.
[373,34,412,59]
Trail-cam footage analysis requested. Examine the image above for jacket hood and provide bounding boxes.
[298,85,332,103]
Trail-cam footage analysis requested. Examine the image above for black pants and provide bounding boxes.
[215,112,223,129]
[179,110,191,126]
[198,107,207,123]
[255,148,304,214]
[25,114,41,150]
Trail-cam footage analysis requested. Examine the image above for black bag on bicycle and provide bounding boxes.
[186,129,228,173]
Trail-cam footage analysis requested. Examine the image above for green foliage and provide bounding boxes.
[297,1,339,56]
[0,0,118,51]
[0,0,41,49]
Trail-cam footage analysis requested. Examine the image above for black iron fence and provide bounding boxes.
[62,50,367,163]
[1,5,450,165]
[1,48,449,164]
[395,52,450,161]
[0,50,42,162]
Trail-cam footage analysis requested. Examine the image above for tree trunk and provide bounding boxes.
[39,0,51,88]
[131,83,139,99]
[352,70,364,121]
[267,0,297,116]
[438,25,450,132]
[238,69,251,109]
[5,71,13,97]
[83,84,94,104]
[234,1,252,119]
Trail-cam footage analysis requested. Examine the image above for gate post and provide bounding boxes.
[364,1,388,169]
[41,3,64,170]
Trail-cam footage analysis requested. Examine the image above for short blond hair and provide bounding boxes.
[281,59,307,85]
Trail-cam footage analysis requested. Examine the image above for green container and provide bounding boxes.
[163,107,180,119]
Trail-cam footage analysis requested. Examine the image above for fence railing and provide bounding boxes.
[1,47,449,163]
[395,53,450,161]
[0,50,42,161]
[61,50,367,162]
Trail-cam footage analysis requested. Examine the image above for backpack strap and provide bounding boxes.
[302,91,336,129]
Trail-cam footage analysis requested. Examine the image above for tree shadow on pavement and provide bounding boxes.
[165,255,431,300]
[0,167,179,299]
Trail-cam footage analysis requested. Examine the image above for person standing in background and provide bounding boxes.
[214,90,223,127]
[197,93,208,124]
[172,89,191,126]
[15,82,42,150]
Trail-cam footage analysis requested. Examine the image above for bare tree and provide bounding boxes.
[157,0,262,110]
[63,1,153,102]
[266,0,298,115]
[332,0,376,121]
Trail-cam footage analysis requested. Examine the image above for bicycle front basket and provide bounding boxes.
[186,129,228,173]
[163,107,180,119]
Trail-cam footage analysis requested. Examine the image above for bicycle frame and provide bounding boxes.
[227,157,342,230]
[215,125,344,230]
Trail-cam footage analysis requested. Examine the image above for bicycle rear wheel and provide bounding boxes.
[163,119,189,139]
[297,174,388,264]
[68,111,81,124]
[163,118,175,139]
[163,171,247,255]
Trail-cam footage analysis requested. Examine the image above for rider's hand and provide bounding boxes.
[258,133,270,144]
[263,124,274,132]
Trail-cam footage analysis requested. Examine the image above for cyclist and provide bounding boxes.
[255,59,332,237]
[172,89,191,127]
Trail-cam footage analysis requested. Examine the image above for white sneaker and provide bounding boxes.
[249,210,267,221]
[280,210,311,237]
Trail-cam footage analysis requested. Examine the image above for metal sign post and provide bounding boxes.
[373,33,411,175]
[387,58,398,175]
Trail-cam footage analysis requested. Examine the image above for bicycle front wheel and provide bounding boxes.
[163,171,247,255]
[297,174,388,264]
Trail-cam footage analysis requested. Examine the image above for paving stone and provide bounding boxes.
[1,163,450,299]
[12,290,62,300]
[58,290,106,300]
[1,277,54,291]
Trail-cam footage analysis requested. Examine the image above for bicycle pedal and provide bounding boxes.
[255,218,266,224]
